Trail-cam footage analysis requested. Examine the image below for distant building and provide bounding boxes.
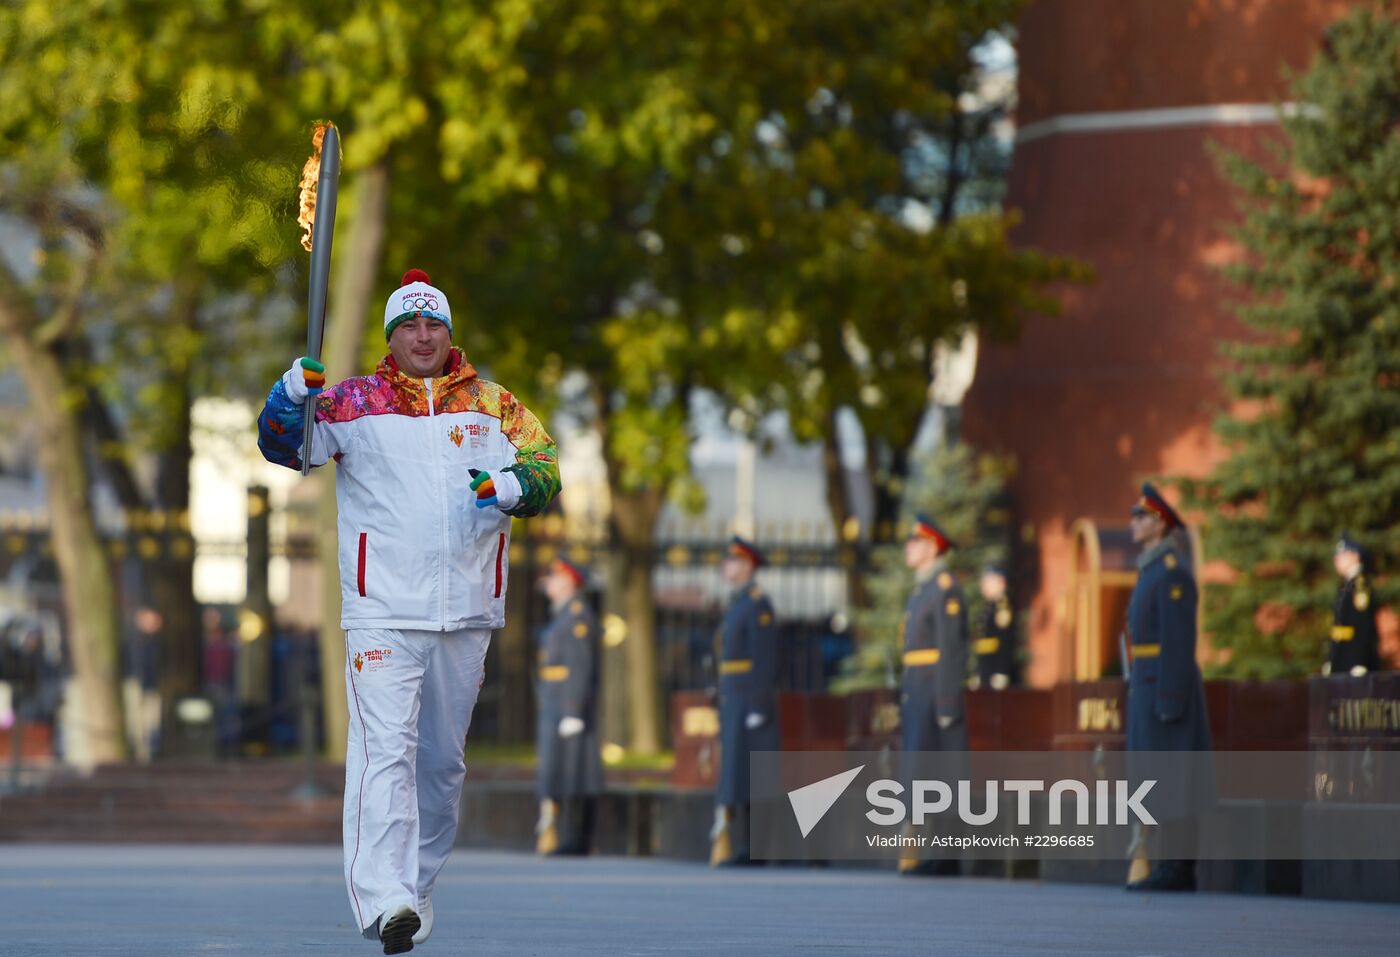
[188,398,301,610]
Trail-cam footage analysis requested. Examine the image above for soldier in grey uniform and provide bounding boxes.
[898,513,968,876]
[1326,533,1381,677]
[535,557,603,856]
[711,536,780,867]
[1124,483,1212,892]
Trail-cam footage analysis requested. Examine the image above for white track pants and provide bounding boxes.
[342,627,490,935]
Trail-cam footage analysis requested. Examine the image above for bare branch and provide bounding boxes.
[83,382,148,511]
[0,255,44,342]
[34,250,96,348]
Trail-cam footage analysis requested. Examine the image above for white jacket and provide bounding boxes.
[258,349,561,631]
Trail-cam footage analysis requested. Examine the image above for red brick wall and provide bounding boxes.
[1018,0,1357,124]
[961,0,1361,685]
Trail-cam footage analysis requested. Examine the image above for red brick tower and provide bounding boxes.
[961,0,1358,686]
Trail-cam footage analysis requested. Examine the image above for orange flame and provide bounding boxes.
[297,123,330,253]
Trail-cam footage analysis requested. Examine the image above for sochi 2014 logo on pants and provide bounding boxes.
[353,648,394,674]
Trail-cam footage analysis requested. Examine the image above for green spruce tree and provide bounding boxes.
[1182,7,1400,678]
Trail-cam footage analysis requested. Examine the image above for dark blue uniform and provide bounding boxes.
[1126,538,1212,882]
[897,565,969,875]
[536,598,603,802]
[975,596,1016,686]
[901,568,969,754]
[1330,572,1381,675]
[716,584,780,807]
[1126,542,1211,755]
[1123,486,1212,891]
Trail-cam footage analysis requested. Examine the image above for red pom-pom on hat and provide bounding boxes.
[401,268,431,286]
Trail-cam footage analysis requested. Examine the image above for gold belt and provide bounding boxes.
[539,665,570,682]
[1331,626,1355,642]
[720,659,752,675]
[903,648,941,666]
[1132,644,1160,658]
[973,638,1000,655]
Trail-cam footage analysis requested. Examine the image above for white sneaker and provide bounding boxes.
[411,897,433,945]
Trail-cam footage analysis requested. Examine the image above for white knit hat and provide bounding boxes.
[384,268,452,339]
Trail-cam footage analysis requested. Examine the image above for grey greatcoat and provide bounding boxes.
[1126,541,1212,821]
[900,567,969,755]
[536,597,603,800]
[716,583,781,806]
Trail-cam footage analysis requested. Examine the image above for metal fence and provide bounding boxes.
[0,513,871,752]
[468,527,865,748]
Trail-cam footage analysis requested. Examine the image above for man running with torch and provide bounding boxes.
[259,126,562,955]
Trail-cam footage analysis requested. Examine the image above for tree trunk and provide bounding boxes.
[937,105,967,230]
[882,442,911,529]
[83,381,146,510]
[608,485,665,754]
[820,414,870,608]
[591,372,668,756]
[495,535,535,745]
[317,159,390,760]
[241,486,274,724]
[0,267,128,765]
[599,545,631,752]
[866,431,909,538]
[70,319,201,757]
[152,290,203,754]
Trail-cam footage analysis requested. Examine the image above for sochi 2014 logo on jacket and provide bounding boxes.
[448,423,489,450]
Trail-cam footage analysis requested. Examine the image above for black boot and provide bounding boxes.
[1126,859,1196,892]
[899,857,959,878]
[553,798,596,856]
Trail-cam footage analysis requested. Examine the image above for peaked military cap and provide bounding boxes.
[1336,532,1368,565]
[910,513,955,553]
[551,556,588,588]
[728,535,765,567]
[1131,482,1183,530]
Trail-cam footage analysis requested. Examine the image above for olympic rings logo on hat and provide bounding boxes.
[402,294,440,312]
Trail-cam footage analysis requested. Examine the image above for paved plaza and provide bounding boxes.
[2,845,1397,956]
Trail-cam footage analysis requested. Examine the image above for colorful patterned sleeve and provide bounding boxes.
[257,377,347,470]
[257,378,310,470]
[499,391,562,518]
